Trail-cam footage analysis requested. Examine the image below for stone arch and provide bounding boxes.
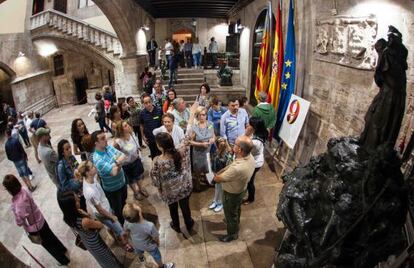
[31,34,119,69]
[0,62,16,79]
[92,0,139,57]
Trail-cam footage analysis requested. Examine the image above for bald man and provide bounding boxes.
[214,135,255,242]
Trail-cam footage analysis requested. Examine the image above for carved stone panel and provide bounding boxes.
[314,15,378,70]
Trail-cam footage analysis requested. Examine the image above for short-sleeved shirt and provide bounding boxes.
[30,118,46,131]
[83,178,111,215]
[139,106,163,141]
[153,125,185,149]
[220,154,255,194]
[38,143,59,186]
[124,220,159,251]
[93,145,126,192]
[220,108,249,145]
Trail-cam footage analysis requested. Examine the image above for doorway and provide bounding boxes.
[250,9,275,106]
[74,77,88,105]
[172,29,192,44]
[0,68,15,132]
[54,0,67,13]
[32,0,44,15]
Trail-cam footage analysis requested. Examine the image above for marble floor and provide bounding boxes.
[0,104,285,268]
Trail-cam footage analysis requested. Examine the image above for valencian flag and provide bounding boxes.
[267,0,284,110]
[275,0,296,138]
[254,1,272,100]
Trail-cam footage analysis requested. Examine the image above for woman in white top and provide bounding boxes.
[153,113,185,149]
[76,160,131,251]
[243,116,268,205]
[113,121,148,200]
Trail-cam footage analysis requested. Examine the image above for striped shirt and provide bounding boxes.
[93,145,126,192]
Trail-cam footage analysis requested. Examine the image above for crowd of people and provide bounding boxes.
[2,79,276,267]
[144,37,218,89]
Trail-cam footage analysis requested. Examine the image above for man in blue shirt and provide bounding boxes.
[220,98,249,145]
[5,128,36,192]
[140,94,163,159]
[92,130,127,225]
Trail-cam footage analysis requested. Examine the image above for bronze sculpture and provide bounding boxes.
[360,26,408,151]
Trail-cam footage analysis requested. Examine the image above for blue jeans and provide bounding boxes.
[214,182,223,205]
[136,247,162,263]
[96,213,123,237]
[14,159,33,178]
[193,52,201,67]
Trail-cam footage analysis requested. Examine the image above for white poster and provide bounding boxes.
[278,94,311,149]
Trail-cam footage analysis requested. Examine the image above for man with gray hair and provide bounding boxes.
[170,98,190,132]
[214,135,255,242]
[253,91,276,130]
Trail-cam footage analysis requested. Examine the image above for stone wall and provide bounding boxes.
[234,0,414,171]
[11,71,55,114]
[51,50,114,106]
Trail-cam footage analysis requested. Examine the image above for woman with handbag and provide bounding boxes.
[3,174,70,266]
[113,121,148,200]
[58,191,121,268]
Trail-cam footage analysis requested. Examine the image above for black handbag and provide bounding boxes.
[74,232,87,251]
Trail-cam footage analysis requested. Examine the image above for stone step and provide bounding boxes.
[172,83,204,90]
[154,68,204,75]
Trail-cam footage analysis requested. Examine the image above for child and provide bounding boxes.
[75,160,132,251]
[209,137,232,212]
[123,203,175,268]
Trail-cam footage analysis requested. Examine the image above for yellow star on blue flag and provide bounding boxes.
[275,0,296,139]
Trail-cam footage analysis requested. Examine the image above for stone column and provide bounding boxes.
[114,55,147,99]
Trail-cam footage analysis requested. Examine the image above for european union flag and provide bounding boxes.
[274,0,296,139]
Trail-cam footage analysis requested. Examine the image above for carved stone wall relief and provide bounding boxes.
[314,15,378,70]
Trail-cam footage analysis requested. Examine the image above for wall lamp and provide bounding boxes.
[141,25,149,31]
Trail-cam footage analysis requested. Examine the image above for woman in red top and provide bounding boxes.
[3,174,70,265]
[163,88,177,113]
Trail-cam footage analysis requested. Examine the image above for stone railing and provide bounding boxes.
[30,9,122,55]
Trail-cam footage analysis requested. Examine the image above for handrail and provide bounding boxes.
[30,9,118,38]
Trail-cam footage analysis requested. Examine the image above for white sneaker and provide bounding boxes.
[214,204,223,212]
[164,262,175,268]
[29,175,34,181]
[208,202,217,209]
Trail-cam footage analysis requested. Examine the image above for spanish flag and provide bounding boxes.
[267,0,284,110]
[254,1,272,100]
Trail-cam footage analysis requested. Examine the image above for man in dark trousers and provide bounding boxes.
[147,37,158,67]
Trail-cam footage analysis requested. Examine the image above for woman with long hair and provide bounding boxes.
[243,117,268,205]
[57,191,121,268]
[189,106,215,191]
[153,113,185,149]
[71,118,89,161]
[113,121,147,200]
[163,88,177,113]
[75,161,132,251]
[195,83,211,108]
[109,105,123,131]
[57,139,86,210]
[151,132,194,233]
[117,101,130,120]
[3,174,70,266]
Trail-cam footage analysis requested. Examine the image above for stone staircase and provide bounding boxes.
[155,68,246,105]
[30,9,122,57]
